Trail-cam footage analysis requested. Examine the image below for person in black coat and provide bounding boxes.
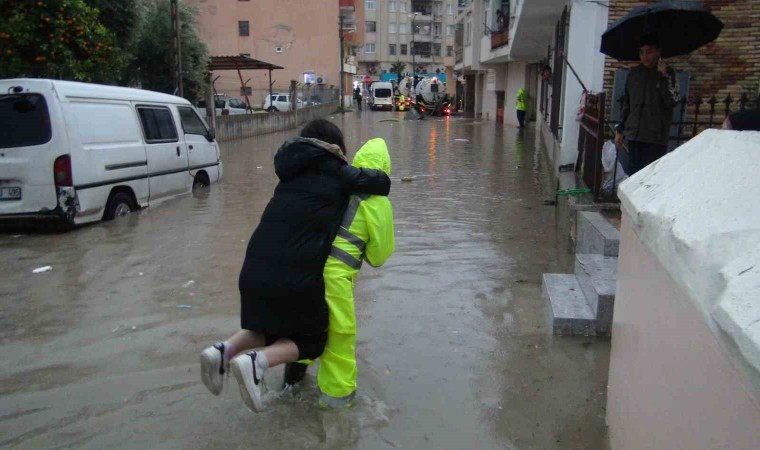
[199,119,391,412]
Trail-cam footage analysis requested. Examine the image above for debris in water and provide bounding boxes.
[182,280,195,288]
[177,304,193,309]
[455,138,469,142]
[112,326,119,333]
[32,266,52,274]
[401,176,414,182]
[384,366,391,376]
[138,272,144,276]
[12,235,22,239]
[131,326,137,331]
[256,166,263,169]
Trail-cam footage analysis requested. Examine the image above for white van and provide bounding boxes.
[368,82,394,111]
[0,79,222,227]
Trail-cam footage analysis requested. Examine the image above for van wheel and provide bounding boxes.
[267,106,278,112]
[104,192,135,221]
[193,172,210,189]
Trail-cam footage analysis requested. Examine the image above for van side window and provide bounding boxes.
[277,95,287,102]
[137,106,178,143]
[178,107,208,136]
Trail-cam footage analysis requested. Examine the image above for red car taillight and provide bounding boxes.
[222,109,230,115]
[54,155,73,187]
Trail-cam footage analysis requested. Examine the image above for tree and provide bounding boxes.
[127,0,209,102]
[84,0,139,49]
[390,62,406,81]
[0,0,123,82]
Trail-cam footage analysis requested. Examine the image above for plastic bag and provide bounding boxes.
[601,140,628,195]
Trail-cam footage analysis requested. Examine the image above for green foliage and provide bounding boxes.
[390,62,406,80]
[126,0,209,102]
[83,0,139,49]
[0,0,123,82]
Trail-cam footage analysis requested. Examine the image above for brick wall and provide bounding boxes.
[603,0,760,120]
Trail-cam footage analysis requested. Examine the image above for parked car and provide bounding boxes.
[263,93,304,112]
[368,82,394,111]
[0,79,222,227]
[196,96,249,116]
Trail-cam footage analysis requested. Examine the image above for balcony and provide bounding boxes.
[491,29,509,50]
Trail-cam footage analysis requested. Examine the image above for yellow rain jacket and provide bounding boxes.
[317,138,395,404]
[516,88,527,111]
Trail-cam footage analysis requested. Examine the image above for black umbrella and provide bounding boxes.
[601,0,723,61]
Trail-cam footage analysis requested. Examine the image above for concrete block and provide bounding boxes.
[577,211,620,256]
[543,273,596,336]
[575,254,618,336]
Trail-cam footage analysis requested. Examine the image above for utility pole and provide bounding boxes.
[170,0,183,97]
[411,12,419,89]
[339,14,345,114]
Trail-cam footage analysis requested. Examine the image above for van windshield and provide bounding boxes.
[0,94,52,148]
[375,88,392,98]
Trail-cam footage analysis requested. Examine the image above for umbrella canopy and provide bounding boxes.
[601,0,723,61]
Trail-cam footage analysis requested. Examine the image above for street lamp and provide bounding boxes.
[410,12,419,89]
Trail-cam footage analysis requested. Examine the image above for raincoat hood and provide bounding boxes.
[352,138,391,176]
[274,137,348,181]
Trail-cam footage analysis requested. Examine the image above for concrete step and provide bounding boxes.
[577,211,620,256]
[575,254,618,336]
[543,273,596,336]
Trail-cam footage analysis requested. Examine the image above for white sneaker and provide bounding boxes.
[231,351,266,412]
[200,342,227,396]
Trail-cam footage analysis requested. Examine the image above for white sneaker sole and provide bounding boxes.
[200,347,223,396]
[231,355,264,412]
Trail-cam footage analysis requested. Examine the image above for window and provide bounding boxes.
[448,4,454,15]
[277,95,288,102]
[433,23,442,36]
[465,21,471,45]
[364,43,376,53]
[375,88,392,98]
[240,86,252,96]
[447,25,455,36]
[365,0,376,10]
[400,44,408,55]
[389,44,396,55]
[0,94,52,148]
[447,45,453,57]
[366,21,376,33]
[238,21,249,36]
[389,23,397,33]
[178,107,208,136]
[390,1,397,12]
[399,23,408,34]
[433,2,442,15]
[433,43,441,56]
[137,107,178,143]
[228,98,248,109]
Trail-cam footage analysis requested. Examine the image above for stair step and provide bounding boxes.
[543,274,596,336]
[575,254,618,336]
[577,211,620,256]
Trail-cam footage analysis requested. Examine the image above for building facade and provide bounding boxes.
[186,0,364,108]
[358,0,463,92]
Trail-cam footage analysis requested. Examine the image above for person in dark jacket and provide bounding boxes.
[199,119,391,412]
[615,33,679,174]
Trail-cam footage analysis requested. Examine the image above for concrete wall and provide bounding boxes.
[557,0,608,169]
[187,0,341,98]
[213,102,338,142]
[607,216,760,450]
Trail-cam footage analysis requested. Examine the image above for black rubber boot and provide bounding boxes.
[282,362,309,388]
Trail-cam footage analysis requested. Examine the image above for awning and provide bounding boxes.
[207,56,283,71]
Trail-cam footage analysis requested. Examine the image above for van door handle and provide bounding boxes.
[189,145,194,150]
[176,146,180,157]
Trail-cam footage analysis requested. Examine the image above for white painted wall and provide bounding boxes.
[558,0,609,168]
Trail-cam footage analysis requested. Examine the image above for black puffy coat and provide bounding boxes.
[238,137,391,335]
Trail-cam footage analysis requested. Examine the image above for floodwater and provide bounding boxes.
[0,111,610,449]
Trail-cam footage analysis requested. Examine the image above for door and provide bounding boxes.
[136,105,189,201]
[177,106,219,183]
[496,91,505,124]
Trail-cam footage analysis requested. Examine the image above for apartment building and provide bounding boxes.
[358,0,464,92]
[186,0,364,107]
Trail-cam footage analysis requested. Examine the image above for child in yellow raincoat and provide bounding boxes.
[283,138,395,407]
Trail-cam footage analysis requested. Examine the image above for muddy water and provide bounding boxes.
[0,111,609,449]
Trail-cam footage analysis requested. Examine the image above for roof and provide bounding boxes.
[0,79,191,105]
[208,56,284,71]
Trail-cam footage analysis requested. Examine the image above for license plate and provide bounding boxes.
[0,187,22,201]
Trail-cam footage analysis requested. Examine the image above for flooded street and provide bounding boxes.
[0,111,609,449]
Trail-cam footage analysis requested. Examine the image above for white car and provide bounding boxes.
[0,79,222,227]
[196,97,250,116]
[263,93,304,112]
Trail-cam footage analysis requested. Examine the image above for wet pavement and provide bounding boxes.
[0,111,610,449]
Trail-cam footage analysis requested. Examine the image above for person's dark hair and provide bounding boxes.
[639,32,660,48]
[300,118,347,154]
[726,110,760,131]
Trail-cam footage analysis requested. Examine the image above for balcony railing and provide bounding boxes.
[491,29,509,50]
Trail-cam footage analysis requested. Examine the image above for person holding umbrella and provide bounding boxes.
[602,1,724,174]
[614,33,680,174]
